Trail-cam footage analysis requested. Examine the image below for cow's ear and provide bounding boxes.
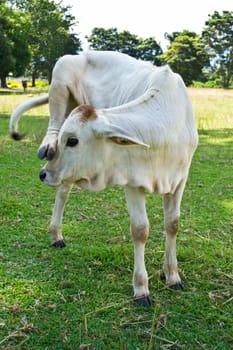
[93,123,150,148]
[107,134,150,147]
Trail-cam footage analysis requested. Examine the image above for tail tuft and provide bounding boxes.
[11,132,26,141]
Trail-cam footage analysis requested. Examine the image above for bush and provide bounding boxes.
[35,80,49,87]
[7,80,19,88]
[192,78,228,88]
[6,79,49,89]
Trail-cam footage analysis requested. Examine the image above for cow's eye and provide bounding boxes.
[66,137,79,147]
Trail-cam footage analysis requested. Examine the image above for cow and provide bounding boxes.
[38,66,198,306]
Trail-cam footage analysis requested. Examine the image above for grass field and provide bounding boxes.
[0,88,233,349]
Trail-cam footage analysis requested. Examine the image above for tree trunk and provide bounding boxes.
[0,76,8,88]
[31,72,36,87]
[48,69,52,84]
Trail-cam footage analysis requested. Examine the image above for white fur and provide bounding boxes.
[40,64,198,301]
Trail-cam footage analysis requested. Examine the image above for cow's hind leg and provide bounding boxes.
[125,186,151,306]
[163,178,187,289]
[49,183,72,248]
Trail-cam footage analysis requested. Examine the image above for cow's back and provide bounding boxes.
[102,65,198,148]
[83,51,157,107]
[53,51,155,108]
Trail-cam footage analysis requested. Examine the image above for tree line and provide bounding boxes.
[0,0,232,88]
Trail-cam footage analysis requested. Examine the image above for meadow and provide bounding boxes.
[0,87,232,349]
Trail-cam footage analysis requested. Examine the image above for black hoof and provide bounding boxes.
[52,240,66,248]
[38,146,55,161]
[160,272,166,281]
[170,282,184,291]
[38,145,48,160]
[134,295,152,307]
[46,148,55,161]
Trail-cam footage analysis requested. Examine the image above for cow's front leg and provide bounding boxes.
[38,82,71,161]
[49,183,73,248]
[163,178,187,289]
[125,186,151,306]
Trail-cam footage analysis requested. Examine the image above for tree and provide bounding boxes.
[86,27,140,56]
[86,27,121,51]
[134,37,163,65]
[10,0,82,84]
[201,11,233,88]
[86,27,162,65]
[159,30,209,86]
[0,3,30,87]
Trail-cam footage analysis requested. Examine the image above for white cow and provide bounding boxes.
[10,50,166,160]
[39,66,198,306]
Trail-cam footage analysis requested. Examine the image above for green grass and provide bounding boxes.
[0,88,232,349]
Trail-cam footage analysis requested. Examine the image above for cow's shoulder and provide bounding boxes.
[84,50,152,72]
[52,54,88,78]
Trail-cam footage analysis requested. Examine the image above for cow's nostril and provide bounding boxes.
[39,169,47,181]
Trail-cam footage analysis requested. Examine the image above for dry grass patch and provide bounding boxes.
[189,88,233,130]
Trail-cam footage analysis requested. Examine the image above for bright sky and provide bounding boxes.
[62,0,232,50]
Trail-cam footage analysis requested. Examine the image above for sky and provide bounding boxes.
[62,0,232,50]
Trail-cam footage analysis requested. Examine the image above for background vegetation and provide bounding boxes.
[0,1,232,88]
[0,88,232,349]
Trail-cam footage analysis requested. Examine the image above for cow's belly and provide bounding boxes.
[76,162,189,195]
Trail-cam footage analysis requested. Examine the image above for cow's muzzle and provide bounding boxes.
[39,169,47,182]
[39,169,60,187]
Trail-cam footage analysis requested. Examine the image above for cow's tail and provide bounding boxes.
[10,94,49,140]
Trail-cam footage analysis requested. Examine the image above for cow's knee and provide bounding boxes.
[131,223,149,243]
[165,216,179,237]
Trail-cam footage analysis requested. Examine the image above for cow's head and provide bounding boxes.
[39,104,149,188]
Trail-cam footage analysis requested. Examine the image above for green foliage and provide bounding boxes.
[201,11,233,88]
[86,27,163,65]
[192,79,224,89]
[0,3,30,87]
[133,37,163,66]
[3,0,82,85]
[159,30,209,86]
[0,90,232,348]
[15,0,82,82]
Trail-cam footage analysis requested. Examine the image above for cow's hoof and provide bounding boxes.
[52,240,66,248]
[170,282,184,291]
[38,145,48,160]
[46,147,55,161]
[134,295,152,307]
